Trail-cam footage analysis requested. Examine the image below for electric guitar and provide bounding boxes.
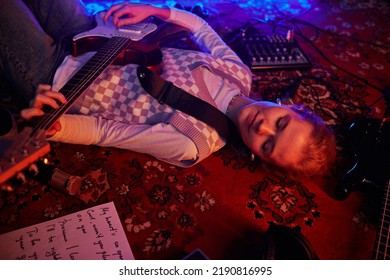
[0,11,189,185]
[335,115,389,259]
[373,179,390,259]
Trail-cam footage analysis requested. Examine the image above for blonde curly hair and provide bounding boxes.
[287,105,337,177]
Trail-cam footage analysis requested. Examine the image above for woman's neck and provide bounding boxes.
[226,94,254,126]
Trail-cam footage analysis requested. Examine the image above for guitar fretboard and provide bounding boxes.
[35,36,133,134]
[1,19,163,185]
[373,179,390,260]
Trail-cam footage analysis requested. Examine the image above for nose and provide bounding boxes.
[255,120,275,135]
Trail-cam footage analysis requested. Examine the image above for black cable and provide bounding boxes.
[300,72,376,118]
[296,28,384,116]
[293,26,385,95]
[290,18,390,49]
[230,5,387,118]
[242,18,385,94]
[272,0,324,27]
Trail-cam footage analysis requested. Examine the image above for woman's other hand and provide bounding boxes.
[103,2,170,27]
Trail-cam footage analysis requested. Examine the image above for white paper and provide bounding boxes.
[0,202,134,260]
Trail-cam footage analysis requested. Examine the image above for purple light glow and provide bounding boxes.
[83,0,313,18]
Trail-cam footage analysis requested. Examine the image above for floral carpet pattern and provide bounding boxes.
[0,0,389,260]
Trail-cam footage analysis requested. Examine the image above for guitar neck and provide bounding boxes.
[0,37,133,186]
[40,36,133,130]
[1,17,165,186]
[372,179,390,259]
[40,21,189,130]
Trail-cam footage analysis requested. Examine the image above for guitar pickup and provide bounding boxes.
[118,20,155,34]
[118,26,142,34]
[73,12,158,42]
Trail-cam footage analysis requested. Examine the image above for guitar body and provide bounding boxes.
[0,127,49,186]
[235,223,318,260]
[74,35,164,69]
[0,12,189,185]
[335,118,389,200]
[257,224,318,260]
[74,11,158,43]
[334,98,389,259]
[73,11,190,68]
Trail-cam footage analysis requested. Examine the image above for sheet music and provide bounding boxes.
[0,202,134,260]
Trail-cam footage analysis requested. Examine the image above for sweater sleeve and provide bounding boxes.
[167,7,244,64]
[49,114,199,163]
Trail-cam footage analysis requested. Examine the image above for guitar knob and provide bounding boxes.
[27,163,39,177]
[15,172,27,185]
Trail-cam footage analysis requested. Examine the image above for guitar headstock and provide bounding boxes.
[0,126,50,185]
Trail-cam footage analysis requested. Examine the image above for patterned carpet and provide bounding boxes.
[0,0,389,260]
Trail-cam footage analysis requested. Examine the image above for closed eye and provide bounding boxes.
[276,115,291,131]
[262,115,290,156]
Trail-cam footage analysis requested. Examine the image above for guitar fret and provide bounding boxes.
[41,37,132,131]
[374,243,389,259]
[383,212,390,223]
[373,180,390,260]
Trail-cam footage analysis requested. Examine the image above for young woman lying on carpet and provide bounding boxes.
[1,0,336,177]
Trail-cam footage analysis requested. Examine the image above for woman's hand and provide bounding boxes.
[20,84,67,136]
[103,2,170,27]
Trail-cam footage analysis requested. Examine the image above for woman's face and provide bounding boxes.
[236,101,313,169]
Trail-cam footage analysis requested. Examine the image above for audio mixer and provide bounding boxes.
[232,32,312,71]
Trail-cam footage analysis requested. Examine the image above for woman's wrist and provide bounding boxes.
[150,4,171,21]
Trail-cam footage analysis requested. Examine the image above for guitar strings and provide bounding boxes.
[33,37,129,136]
[374,179,390,259]
[36,38,127,130]
[9,37,131,162]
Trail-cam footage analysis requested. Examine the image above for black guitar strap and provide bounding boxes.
[137,65,236,141]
